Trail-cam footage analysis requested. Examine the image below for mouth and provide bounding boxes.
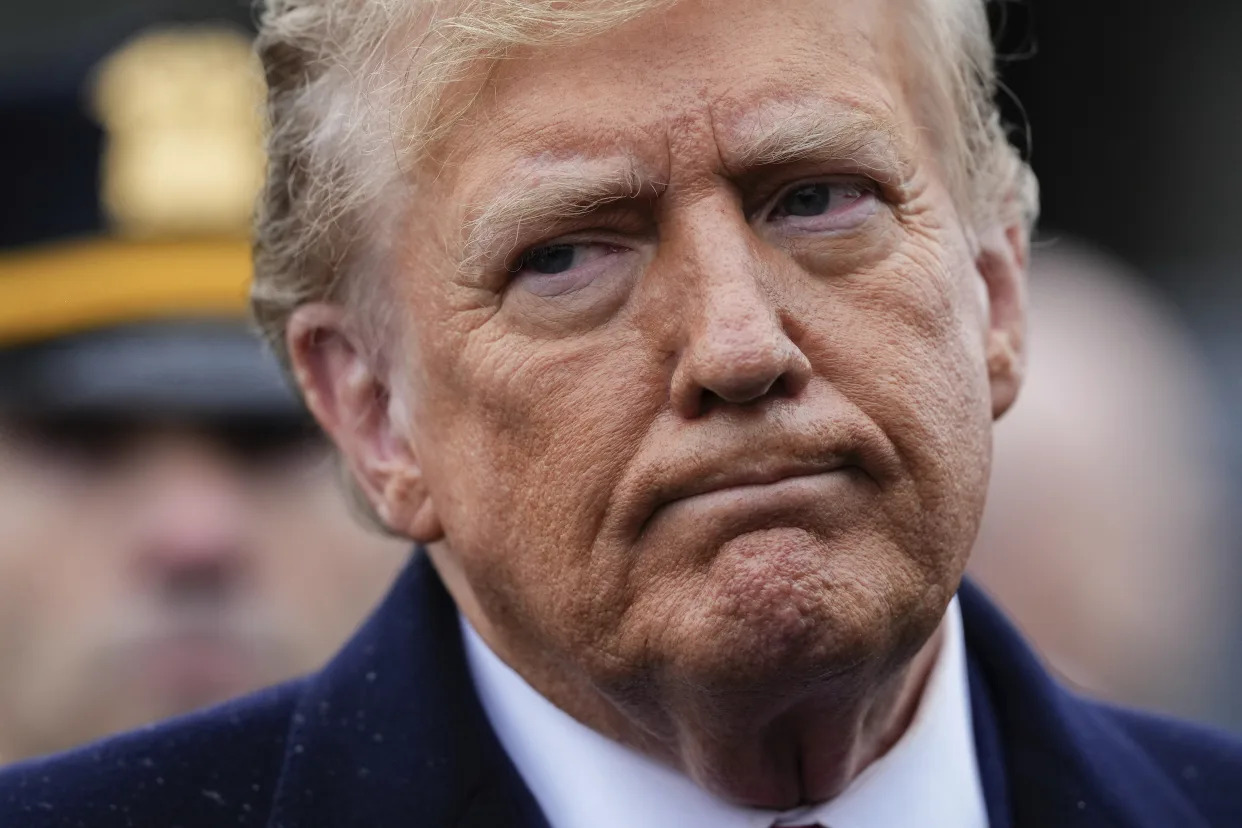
[639,456,866,538]
[669,461,857,502]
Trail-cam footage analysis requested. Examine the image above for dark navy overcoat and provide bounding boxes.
[2,550,1240,827]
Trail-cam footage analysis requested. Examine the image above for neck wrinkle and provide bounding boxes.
[459,592,947,810]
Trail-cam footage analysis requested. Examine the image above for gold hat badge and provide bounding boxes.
[94,25,266,238]
[0,25,265,345]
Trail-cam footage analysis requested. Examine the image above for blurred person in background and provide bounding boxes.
[0,18,408,764]
[969,243,1238,727]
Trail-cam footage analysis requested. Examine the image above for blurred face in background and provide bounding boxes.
[0,413,407,762]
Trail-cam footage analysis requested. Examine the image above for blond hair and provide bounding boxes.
[253,0,1038,364]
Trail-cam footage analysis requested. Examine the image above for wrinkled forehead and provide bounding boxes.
[428,0,935,207]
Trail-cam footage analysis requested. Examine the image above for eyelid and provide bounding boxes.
[751,175,879,221]
[505,236,597,276]
[507,243,639,301]
[503,222,645,276]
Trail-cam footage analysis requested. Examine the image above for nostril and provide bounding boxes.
[692,370,796,416]
[767,373,791,399]
[671,313,813,418]
[696,387,726,416]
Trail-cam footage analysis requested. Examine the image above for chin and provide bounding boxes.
[644,527,945,693]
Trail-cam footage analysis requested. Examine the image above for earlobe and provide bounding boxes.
[975,222,1029,420]
[378,461,445,543]
[286,304,443,542]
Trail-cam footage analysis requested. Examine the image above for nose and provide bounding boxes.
[130,433,249,602]
[669,244,812,418]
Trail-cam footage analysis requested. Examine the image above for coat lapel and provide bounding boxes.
[959,580,1209,828]
[267,550,549,828]
[966,645,1013,828]
[263,554,1206,828]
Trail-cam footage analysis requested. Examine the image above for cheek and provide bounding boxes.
[805,236,993,555]
[413,318,660,616]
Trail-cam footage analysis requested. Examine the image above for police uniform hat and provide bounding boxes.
[0,5,300,420]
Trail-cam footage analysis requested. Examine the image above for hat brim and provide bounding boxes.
[0,318,304,420]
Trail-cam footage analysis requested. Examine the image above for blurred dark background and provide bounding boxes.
[1001,3,1242,270]
[0,0,1238,735]
[0,1,253,75]
[992,0,1242,733]
[995,0,1241,426]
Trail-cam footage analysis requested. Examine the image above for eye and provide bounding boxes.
[512,244,579,275]
[507,241,628,297]
[766,181,873,230]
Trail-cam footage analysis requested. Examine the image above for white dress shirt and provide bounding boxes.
[462,597,988,828]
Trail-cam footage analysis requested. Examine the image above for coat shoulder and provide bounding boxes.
[1091,701,1242,820]
[0,679,305,828]
[960,579,1242,826]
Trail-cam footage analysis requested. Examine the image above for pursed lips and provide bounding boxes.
[640,457,863,535]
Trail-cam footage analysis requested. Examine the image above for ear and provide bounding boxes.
[286,303,443,543]
[975,220,1029,420]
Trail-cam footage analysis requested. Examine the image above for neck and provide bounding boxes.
[436,545,946,809]
[565,628,941,807]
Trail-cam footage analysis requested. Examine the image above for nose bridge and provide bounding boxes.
[676,196,781,337]
[701,252,780,342]
[667,198,811,416]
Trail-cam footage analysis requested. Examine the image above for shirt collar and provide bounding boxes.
[462,597,987,828]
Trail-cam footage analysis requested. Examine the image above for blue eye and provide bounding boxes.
[766,181,873,230]
[512,244,577,274]
[769,182,867,220]
[506,241,630,297]
[779,183,835,217]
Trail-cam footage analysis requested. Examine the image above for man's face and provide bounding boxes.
[341,0,1020,699]
[0,415,406,761]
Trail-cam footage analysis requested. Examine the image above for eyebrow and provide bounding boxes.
[461,158,660,269]
[458,103,910,269]
[724,103,909,183]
